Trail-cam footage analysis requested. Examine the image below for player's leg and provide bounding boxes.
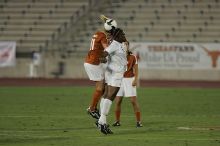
[112,79,124,126]
[98,86,119,124]
[99,83,108,115]
[97,72,123,134]
[98,85,119,134]
[84,63,105,119]
[112,96,123,126]
[130,96,143,127]
[101,72,124,119]
[87,80,104,119]
[123,77,142,127]
[89,80,104,111]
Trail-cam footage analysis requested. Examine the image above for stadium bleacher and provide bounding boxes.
[0,0,88,52]
[50,0,219,55]
[0,0,219,54]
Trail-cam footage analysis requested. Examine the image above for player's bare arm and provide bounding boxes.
[132,64,138,86]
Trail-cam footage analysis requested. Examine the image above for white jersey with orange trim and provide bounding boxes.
[105,40,127,73]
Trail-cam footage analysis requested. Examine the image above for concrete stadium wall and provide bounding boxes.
[0,58,30,77]
[41,53,87,78]
[0,53,87,78]
[0,53,220,81]
[0,55,86,79]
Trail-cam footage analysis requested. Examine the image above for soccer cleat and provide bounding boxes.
[87,108,100,119]
[106,125,113,134]
[96,121,113,134]
[94,108,101,117]
[136,121,143,128]
[97,123,108,135]
[112,121,121,127]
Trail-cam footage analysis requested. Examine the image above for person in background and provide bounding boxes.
[29,51,41,78]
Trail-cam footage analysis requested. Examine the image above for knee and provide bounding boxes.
[116,100,122,106]
[130,98,137,106]
[96,82,105,91]
[96,87,104,93]
[96,85,104,92]
[131,100,135,106]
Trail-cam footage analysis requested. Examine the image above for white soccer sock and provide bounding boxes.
[102,98,112,115]
[99,97,105,114]
[98,98,112,124]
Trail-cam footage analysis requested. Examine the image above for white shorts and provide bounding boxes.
[116,77,137,97]
[84,63,105,81]
[105,69,124,87]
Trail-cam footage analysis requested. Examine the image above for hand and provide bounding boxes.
[132,79,137,86]
[99,57,107,63]
[100,14,109,22]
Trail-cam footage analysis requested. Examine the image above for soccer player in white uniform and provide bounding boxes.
[97,28,127,134]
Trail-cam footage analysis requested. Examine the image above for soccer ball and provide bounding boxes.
[104,19,117,31]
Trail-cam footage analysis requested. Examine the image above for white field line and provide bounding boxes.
[0,133,70,139]
[177,127,220,131]
[93,135,219,141]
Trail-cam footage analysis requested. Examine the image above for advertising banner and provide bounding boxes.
[0,42,16,67]
[130,42,220,70]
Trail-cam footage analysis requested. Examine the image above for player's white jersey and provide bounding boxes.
[105,40,127,73]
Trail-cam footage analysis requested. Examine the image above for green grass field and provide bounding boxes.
[0,87,220,146]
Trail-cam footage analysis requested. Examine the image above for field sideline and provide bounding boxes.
[0,86,220,146]
[1,78,220,88]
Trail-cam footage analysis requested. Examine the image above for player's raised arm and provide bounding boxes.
[100,14,110,22]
